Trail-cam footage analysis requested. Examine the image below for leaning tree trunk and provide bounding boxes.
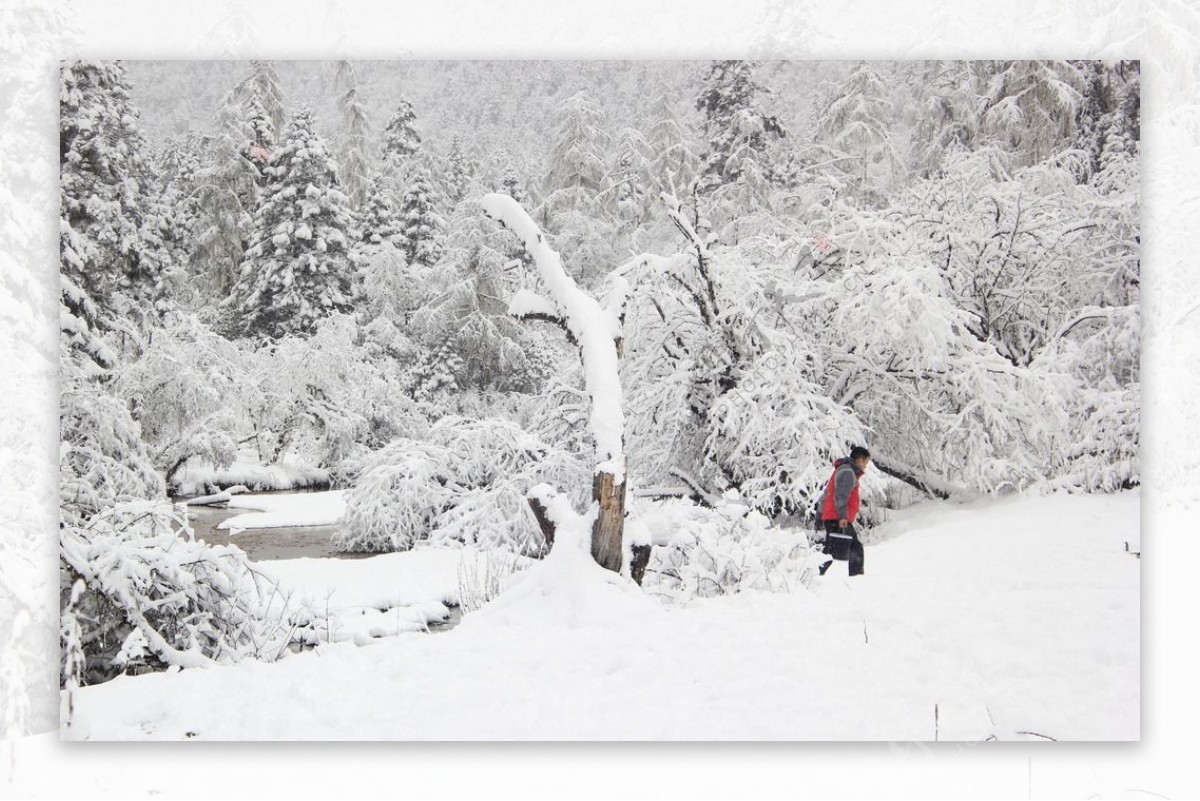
[481,193,632,575]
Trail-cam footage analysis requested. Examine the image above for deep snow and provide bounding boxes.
[61,490,1138,741]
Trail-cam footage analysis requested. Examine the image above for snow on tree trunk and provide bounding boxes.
[480,193,629,574]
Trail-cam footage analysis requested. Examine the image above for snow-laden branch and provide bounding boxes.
[481,193,626,484]
[508,288,560,320]
[507,288,571,339]
[661,192,720,327]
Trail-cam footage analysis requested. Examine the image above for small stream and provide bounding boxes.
[176,492,371,562]
[173,491,463,634]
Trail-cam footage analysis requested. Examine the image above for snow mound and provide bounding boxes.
[464,490,659,630]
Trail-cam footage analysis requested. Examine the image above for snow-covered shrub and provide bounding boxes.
[457,549,530,613]
[60,366,164,526]
[1037,304,1140,491]
[637,499,815,601]
[1058,384,1139,491]
[705,346,868,516]
[114,315,241,490]
[336,416,589,555]
[243,314,412,469]
[335,439,455,552]
[59,501,300,687]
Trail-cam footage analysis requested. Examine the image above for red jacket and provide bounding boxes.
[821,458,862,523]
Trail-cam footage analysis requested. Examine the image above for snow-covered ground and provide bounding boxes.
[262,549,463,645]
[62,490,1138,741]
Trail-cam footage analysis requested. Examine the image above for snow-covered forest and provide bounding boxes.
[58,59,1140,738]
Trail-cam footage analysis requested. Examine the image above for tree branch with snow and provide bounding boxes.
[480,193,628,574]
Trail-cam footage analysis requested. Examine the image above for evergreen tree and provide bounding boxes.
[647,92,700,197]
[245,95,275,150]
[498,160,528,205]
[237,60,286,142]
[60,59,166,362]
[815,61,902,202]
[1074,60,1140,179]
[445,135,472,204]
[243,93,276,183]
[978,60,1083,169]
[398,168,446,268]
[381,99,422,177]
[58,60,166,524]
[543,91,609,198]
[609,126,653,226]
[909,60,983,178]
[150,136,204,297]
[410,201,549,394]
[193,88,260,297]
[225,108,358,338]
[333,60,371,210]
[694,60,787,194]
[358,175,404,247]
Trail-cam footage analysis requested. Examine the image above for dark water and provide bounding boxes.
[175,492,464,634]
[177,497,373,562]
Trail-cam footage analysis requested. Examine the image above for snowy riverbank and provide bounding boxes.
[62,490,1138,741]
[172,454,332,497]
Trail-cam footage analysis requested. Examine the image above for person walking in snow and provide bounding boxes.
[818,446,871,577]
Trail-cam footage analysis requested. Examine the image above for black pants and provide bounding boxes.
[823,520,865,576]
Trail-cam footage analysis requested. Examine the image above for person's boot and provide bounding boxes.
[818,559,833,576]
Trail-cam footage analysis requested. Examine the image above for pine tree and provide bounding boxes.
[647,92,700,197]
[909,61,983,178]
[609,126,653,225]
[193,88,260,297]
[150,135,204,294]
[60,59,166,363]
[398,168,445,268]
[499,165,527,205]
[815,61,902,202]
[694,60,786,194]
[1074,60,1140,179]
[358,175,404,247]
[243,93,275,182]
[333,60,371,210]
[381,99,422,177]
[445,135,471,204]
[543,91,609,197]
[58,60,166,521]
[978,60,1083,168]
[237,60,286,142]
[226,107,358,338]
[492,150,529,205]
[410,201,549,394]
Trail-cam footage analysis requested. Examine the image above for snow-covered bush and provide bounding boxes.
[60,366,164,525]
[335,416,588,555]
[636,499,816,601]
[59,501,300,687]
[705,346,868,515]
[1037,305,1140,491]
[242,315,415,469]
[335,439,454,552]
[114,315,241,490]
[457,549,530,613]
